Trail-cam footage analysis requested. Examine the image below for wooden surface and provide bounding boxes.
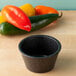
[0,11,76,76]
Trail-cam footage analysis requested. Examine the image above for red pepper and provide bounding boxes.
[1,5,31,31]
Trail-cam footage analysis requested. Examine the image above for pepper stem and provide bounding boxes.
[58,12,63,18]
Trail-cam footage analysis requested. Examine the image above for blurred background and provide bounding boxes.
[0,0,76,10]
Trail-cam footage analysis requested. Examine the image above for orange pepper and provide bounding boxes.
[1,5,31,31]
[35,5,59,15]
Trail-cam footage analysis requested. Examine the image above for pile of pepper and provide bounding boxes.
[0,3,62,35]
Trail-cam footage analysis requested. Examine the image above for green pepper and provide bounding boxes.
[0,13,62,35]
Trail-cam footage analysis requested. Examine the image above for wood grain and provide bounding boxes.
[0,11,76,76]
